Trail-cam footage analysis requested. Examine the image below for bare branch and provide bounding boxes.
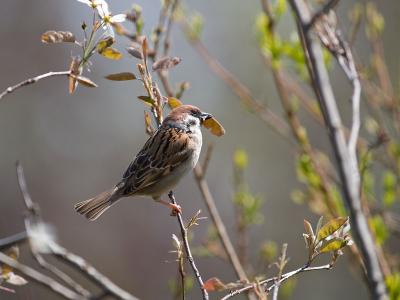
[29,249,91,298]
[0,71,71,101]
[0,231,28,251]
[16,162,139,300]
[288,0,388,298]
[180,27,290,138]
[193,166,249,283]
[220,263,332,300]
[168,192,209,300]
[0,251,84,300]
[48,242,137,300]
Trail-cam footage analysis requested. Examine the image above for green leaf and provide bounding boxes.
[369,215,389,246]
[274,0,287,19]
[383,171,396,207]
[234,149,248,170]
[105,72,137,81]
[138,96,155,106]
[386,273,400,300]
[317,217,348,241]
[319,238,347,253]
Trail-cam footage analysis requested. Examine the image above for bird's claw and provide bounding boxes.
[169,203,182,216]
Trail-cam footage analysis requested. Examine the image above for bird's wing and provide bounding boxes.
[120,127,192,195]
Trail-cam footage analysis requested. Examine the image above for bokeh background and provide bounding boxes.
[0,0,399,299]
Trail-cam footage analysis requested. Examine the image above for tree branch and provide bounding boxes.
[0,231,28,251]
[16,162,139,300]
[0,251,84,300]
[288,0,388,298]
[0,71,71,100]
[220,263,332,300]
[168,192,209,300]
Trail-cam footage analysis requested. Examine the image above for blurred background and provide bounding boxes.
[0,0,399,299]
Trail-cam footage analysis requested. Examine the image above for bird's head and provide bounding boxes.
[164,105,213,129]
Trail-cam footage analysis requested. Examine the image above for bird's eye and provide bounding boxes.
[189,119,196,126]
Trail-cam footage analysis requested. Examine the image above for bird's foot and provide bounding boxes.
[169,203,182,216]
[156,198,182,216]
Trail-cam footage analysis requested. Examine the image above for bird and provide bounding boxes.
[74,105,219,221]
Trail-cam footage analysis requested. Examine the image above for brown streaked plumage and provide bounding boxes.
[75,105,214,220]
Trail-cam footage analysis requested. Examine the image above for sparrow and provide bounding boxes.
[74,105,216,221]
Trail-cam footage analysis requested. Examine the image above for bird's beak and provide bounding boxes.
[199,112,213,123]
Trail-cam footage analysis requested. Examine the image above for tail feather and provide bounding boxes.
[74,187,120,221]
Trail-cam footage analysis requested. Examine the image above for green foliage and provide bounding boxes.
[280,277,297,299]
[382,171,397,207]
[233,149,264,227]
[329,186,346,216]
[259,240,278,264]
[369,215,389,246]
[186,13,203,41]
[296,154,321,189]
[255,13,282,66]
[233,149,248,170]
[366,3,385,39]
[386,273,400,300]
[273,0,287,20]
[234,188,264,226]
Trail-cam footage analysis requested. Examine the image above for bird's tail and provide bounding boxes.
[74,187,120,221]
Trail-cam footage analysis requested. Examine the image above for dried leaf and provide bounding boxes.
[68,57,82,94]
[317,217,349,241]
[126,46,143,59]
[315,216,324,236]
[97,36,115,53]
[41,31,75,43]
[138,96,155,106]
[142,38,148,60]
[105,72,137,81]
[152,56,182,71]
[203,117,226,137]
[69,75,98,88]
[303,219,315,240]
[99,47,122,60]
[319,238,347,253]
[168,97,183,109]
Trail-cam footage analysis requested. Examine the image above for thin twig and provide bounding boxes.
[193,165,249,283]
[16,162,139,300]
[29,248,92,298]
[220,263,332,300]
[163,0,179,56]
[289,0,388,298]
[0,231,28,251]
[180,26,290,138]
[151,14,251,297]
[0,71,71,100]
[0,251,84,300]
[168,192,209,300]
[199,143,214,179]
[48,242,138,300]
